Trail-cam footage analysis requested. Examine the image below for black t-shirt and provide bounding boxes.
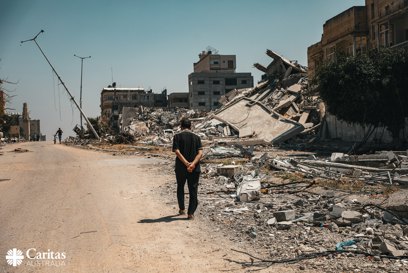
[172,130,202,173]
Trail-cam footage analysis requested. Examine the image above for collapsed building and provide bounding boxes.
[100,85,167,132]
[70,49,408,271]
[114,49,316,146]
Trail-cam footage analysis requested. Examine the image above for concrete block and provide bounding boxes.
[287,83,302,94]
[313,211,326,222]
[341,210,363,223]
[273,210,296,222]
[380,239,405,257]
[298,111,310,125]
[267,217,277,225]
[330,203,347,218]
[330,153,345,162]
[217,165,240,178]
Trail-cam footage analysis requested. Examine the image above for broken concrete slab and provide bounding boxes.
[287,83,302,94]
[273,95,298,111]
[207,146,243,158]
[213,97,304,144]
[298,110,310,125]
[380,239,406,257]
[238,126,254,138]
[273,210,296,222]
[383,190,408,219]
[330,203,347,218]
[265,49,307,75]
[341,210,363,223]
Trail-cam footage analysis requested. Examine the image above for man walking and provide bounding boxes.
[172,118,203,220]
[56,128,63,144]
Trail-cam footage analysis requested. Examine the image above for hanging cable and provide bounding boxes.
[52,70,57,111]
[58,79,62,121]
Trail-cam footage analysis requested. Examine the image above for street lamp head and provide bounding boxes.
[74,54,92,60]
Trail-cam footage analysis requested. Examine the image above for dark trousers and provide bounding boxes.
[175,170,200,215]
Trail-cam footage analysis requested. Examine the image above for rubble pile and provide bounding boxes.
[192,50,321,146]
[91,50,322,147]
[120,106,206,145]
[159,148,408,272]
[270,151,408,186]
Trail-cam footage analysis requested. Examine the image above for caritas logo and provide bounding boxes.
[6,248,67,267]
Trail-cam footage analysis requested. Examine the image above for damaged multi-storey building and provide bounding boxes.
[100,86,167,131]
[308,0,408,78]
[168,92,189,108]
[307,0,408,145]
[188,50,254,111]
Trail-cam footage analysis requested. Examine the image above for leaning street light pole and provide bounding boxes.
[74,54,91,131]
[21,30,100,140]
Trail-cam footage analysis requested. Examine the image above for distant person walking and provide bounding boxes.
[56,128,63,144]
[172,118,203,220]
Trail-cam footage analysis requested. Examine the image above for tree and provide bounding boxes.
[316,47,408,141]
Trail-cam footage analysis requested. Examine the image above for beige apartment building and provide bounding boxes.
[308,0,408,78]
[367,0,408,48]
[188,50,253,110]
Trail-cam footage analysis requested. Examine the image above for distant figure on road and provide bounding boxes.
[56,128,63,144]
[172,118,203,220]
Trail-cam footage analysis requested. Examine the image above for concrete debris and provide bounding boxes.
[267,217,277,225]
[331,203,347,218]
[236,175,261,202]
[379,239,406,257]
[207,146,243,158]
[157,146,408,272]
[217,165,241,178]
[341,210,363,224]
[273,210,296,222]
[212,97,304,144]
[267,151,408,184]
[178,49,318,145]
[59,48,408,272]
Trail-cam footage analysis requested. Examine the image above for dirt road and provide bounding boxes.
[0,142,295,273]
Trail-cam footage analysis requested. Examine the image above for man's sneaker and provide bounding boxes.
[187,214,194,220]
[179,209,186,215]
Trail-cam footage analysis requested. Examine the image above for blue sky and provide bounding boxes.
[0,0,365,138]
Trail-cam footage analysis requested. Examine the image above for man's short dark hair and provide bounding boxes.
[180,118,191,129]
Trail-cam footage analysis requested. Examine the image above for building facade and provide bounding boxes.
[100,87,167,131]
[168,92,189,108]
[188,51,253,110]
[308,6,369,78]
[30,119,41,141]
[308,0,408,78]
[20,102,30,140]
[367,0,408,49]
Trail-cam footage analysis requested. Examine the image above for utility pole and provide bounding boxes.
[21,30,100,140]
[74,54,91,131]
